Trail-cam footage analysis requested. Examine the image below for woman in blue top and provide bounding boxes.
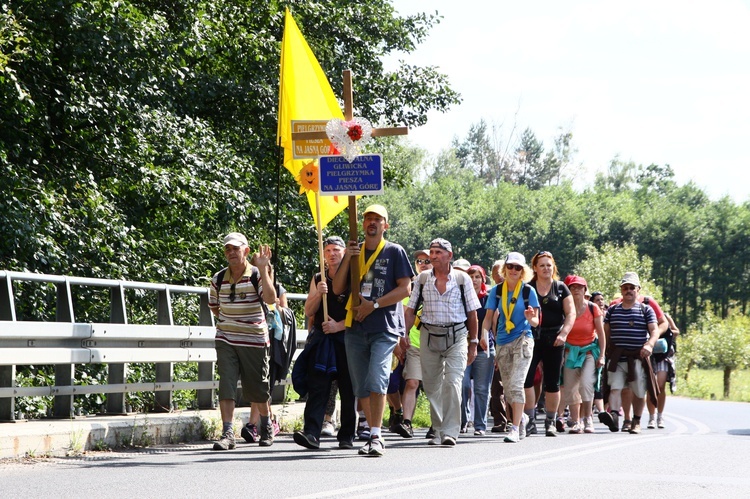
[482,252,540,443]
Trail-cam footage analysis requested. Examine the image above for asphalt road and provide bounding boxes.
[2,396,749,498]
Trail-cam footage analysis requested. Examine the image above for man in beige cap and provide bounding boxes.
[599,272,660,435]
[332,204,414,457]
[208,232,276,450]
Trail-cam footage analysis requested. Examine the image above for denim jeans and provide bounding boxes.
[461,347,495,431]
[344,328,398,398]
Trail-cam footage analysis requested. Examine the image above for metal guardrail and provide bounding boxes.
[0,270,308,422]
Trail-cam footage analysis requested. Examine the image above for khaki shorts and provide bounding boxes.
[403,346,422,381]
[607,360,647,399]
[216,340,270,403]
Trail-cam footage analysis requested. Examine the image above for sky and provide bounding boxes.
[388,0,750,202]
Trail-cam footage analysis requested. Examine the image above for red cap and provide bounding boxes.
[564,275,588,288]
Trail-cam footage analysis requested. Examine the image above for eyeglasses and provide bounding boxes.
[416,259,431,265]
[621,284,637,291]
[505,263,524,271]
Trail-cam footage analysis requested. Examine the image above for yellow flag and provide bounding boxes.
[278,8,348,229]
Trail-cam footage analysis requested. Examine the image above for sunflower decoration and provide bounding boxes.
[296,160,319,194]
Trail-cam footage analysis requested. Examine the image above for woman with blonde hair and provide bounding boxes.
[482,252,540,443]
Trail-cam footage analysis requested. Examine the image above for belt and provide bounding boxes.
[423,322,465,329]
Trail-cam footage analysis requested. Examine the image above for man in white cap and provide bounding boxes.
[599,272,660,435]
[332,204,414,457]
[404,238,481,446]
[208,232,277,450]
[452,258,471,272]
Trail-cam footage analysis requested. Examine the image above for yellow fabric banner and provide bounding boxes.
[277,8,348,229]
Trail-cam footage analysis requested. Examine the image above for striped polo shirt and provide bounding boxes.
[208,264,269,348]
[604,302,656,350]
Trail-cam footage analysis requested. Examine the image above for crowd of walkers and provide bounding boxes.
[209,204,679,456]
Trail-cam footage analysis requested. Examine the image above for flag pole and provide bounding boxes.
[315,191,329,320]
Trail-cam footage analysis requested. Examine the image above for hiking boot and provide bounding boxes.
[545,419,558,437]
[259,423,274,447]
[583,417,595,434]
[395,420,414,439]
[621,420,632,432]
[555,417,566,433]
[504,427,520,443]
[293,431,320,449]
[647,416,656,429]
[598,410,620,432]
[491,424,506,433]
[240,423,258,443]
[520,413,529,440]
[657,416,665,429]
[629,420,642,434]
[338,439,354,449]
[321,420,335,436]
[389,412,403,434]
[212,430,236,451]
[368,436,385,457]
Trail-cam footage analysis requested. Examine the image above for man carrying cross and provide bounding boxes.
[332,204,414,457]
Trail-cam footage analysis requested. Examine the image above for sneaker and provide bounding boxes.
[240,423,258,443]
[321,420,335,436]
[555,417,566,433]
[293,431,320,450]
[338,439,354,449]
[545,419,558,437]
[520,413,529,440]
[629,421,641,434]
[272,419,280,437]
[212,430,236,451]
[368,437,385,457]
[569,422,582,434]
[504,427,520,443]
[425,426,436,439]
[474,429,485,436]
[441,435,457,446]
[621,420,632,432]
[428,435,442,446]
[647,417,656,429]
[395,420,414,439]
[259,424,274,447]
[358,438,372,455]
[460,424,468,434]
[525,417,537,435]
[389,412,403,434]
[491,424,506,433]
[583,417,595,434]
[598,410,620,432]
[657,416,665,429]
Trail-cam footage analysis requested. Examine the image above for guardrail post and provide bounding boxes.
[106,283,128,414]
[53,279,75,418]
[154,287,174,412]
[197,292,216,409]
[0,274,15,420]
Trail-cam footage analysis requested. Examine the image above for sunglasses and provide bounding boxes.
[416,259,431,265]
[506,263,524,271]
[229,282,237,302]
[536,251,553,257]
[621,284,637,291]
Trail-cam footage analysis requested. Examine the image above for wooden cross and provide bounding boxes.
[291,69,408,308]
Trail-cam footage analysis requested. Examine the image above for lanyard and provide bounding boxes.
[501,280,522,334]
[345,238,386,327]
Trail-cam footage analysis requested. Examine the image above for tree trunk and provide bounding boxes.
[723,366,732,399]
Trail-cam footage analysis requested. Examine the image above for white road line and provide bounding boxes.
[665,412,712,435]
[290,433,674,499]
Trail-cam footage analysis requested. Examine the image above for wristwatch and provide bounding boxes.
[469,338,479,344]
[373,300,380,309]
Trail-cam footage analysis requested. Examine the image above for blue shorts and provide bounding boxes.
[345,328,399,398]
